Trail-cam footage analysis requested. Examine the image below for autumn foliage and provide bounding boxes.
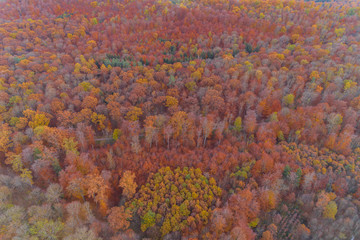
[0,0,360,239]
[126,167,221,237]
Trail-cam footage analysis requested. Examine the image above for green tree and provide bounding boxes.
[141,210,156,232]
[282,165,291,179]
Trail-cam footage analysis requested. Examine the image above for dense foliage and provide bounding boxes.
[126,167,221,238]
[0,0,360,239]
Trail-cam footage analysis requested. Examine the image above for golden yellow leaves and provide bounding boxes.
[310,71,320,80]
[126,107,143,121]
[316,191,338,219]
[232,6,241,14]
[344,80,357,91]
[113,129,122,141]
[335,28,345,38]
[62,137,79,155]
[87,40,97,47]
[5,153,33,184]
[74,55,96,74]
[126,167,221,236]
[90,1,98,7]
[23,109,50,129]
[91,18,98,25]
[165,96,178,108]
[0,124,12,153]
[283,93,294,106]
[291,33,300,43]
[91,112,106,130]
[74,63,81,74]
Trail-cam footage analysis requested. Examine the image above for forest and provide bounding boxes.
[0,0,360,239]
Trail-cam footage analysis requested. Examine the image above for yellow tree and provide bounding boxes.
[91,112,106,130]
[125,107,143,121]
[126,167,222,236]
[323,201,337,220]
[0,123,12,153]
[234,117,242,133]
[165,96,178,108]
[5,153,33,184]
[23,110,50,129]
[283,93,294,106]
[5,153,23,172]
[62,137,79,155]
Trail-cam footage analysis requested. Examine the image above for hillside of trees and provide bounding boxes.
[0,0,360,239]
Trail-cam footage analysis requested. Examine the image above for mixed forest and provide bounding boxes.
[0,0,360,239]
